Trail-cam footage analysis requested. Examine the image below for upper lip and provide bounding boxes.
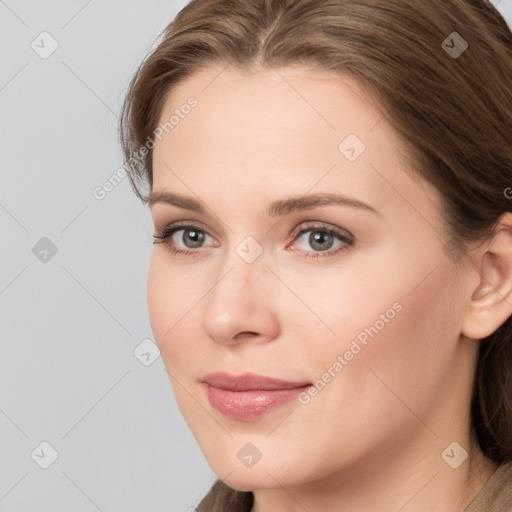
[202,372,311,391]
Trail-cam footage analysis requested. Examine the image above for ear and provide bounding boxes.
[462,214,512,340]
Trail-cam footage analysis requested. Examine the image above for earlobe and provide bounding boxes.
[462,223,512,340]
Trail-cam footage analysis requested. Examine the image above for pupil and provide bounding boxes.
[310,231,333,251]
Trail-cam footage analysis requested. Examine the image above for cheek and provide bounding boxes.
[273,257,407,367]
[147,254,194,358]
[147,255,171,340]
[147,252,219,391]
[302,252,460,424]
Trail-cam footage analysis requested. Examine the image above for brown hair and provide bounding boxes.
[119,0,512,509]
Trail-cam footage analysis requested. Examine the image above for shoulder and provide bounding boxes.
[196,479,253,512]
[465,461,512,512]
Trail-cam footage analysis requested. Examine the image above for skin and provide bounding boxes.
[148,63,512,511]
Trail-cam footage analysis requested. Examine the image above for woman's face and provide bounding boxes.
[148,65,479,491]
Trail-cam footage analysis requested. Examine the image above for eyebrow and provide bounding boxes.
[148,191,382,218]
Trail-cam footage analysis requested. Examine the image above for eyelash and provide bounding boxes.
[152,221,354,260]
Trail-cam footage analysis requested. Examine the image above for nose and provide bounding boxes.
[201,247,280,346]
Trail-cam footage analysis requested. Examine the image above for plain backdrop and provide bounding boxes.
[1,1,511,511]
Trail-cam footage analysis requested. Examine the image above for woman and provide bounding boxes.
[119,0,512,510]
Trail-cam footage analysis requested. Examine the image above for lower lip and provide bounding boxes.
[205,384,312,421]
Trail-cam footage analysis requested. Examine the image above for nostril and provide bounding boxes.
[235,331,260,341]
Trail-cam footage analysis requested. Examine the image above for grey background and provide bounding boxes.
[1,1,511,511]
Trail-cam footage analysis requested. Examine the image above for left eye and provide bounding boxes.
[290,226,353,253]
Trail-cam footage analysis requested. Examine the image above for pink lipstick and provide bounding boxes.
[202,372,312,421]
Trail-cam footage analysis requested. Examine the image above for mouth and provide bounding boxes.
[202,372,311,390]
[201,372,313,421]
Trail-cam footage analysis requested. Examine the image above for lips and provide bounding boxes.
[202,372,311,391]
[202,372,312,421]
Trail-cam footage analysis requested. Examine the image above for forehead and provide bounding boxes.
[151,64,442,228]
[154,65,398,173]
[155,65,388,154]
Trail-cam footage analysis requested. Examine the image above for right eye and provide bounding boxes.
[153,223,217,255]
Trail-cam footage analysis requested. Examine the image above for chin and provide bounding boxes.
[203,447,312,491]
